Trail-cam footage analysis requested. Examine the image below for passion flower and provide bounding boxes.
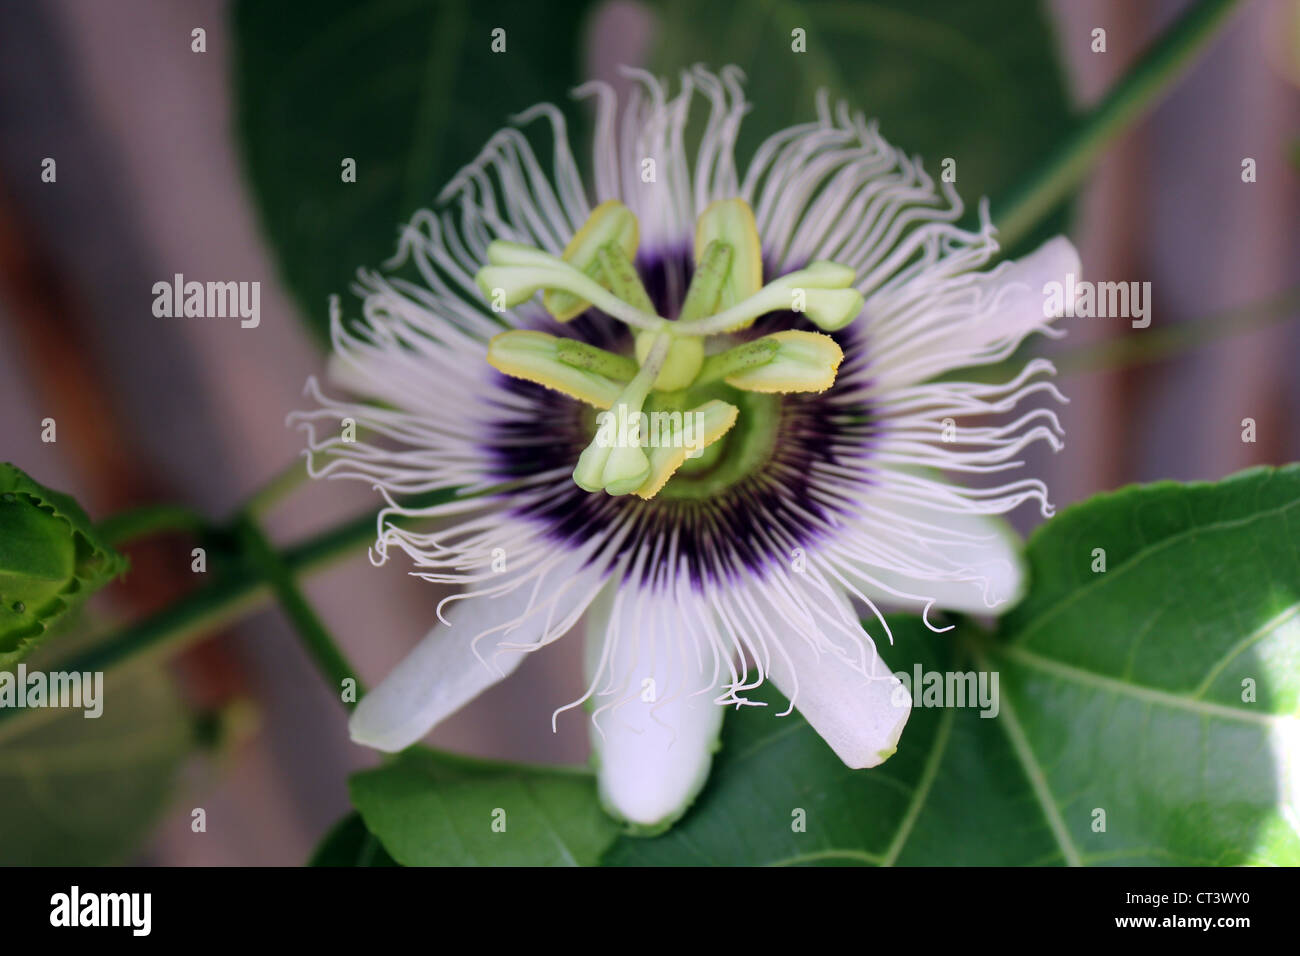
[291,66,1078,832]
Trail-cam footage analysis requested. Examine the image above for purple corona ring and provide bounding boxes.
[290,65,1080,832]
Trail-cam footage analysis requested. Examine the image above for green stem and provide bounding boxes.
[952,286,1300,385]
[1055,287,1300,376]
[95,504,209,547]
[235,513,363,703]
[242,456,311,517]
[991,0,1244,247]
[90,458,311,549]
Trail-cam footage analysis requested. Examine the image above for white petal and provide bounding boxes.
[837,475,1028,614]
[350,549,605,752]
[708,568,906,769]
[768,628,911,769]
[584,583,724,831]
[869,235,1081,390]
[970,235,1081,343]
[348,609,526,753]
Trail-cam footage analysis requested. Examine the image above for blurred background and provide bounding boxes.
[0,0,1297,864]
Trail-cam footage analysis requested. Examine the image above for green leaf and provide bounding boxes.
[647,0,1074,253]
[0,463,128,666]
[233,0,597,344]
[0,657,194,865]
[350,748,619,866]
[310,812,399,867]
[987,464,1300,866]
[605,466,1300,865]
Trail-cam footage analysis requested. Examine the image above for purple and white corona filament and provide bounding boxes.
[291,66,1079,831]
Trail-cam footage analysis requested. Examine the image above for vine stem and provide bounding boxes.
[1053,287,1300,375]
[95,504,209,547]
[242,455,312,516]
[991,0,1245,248]
[235,512,364,701]
[949,286,1300,385]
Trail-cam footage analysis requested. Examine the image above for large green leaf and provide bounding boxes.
[350,748,619,866]
[647,0,1074,253]
[233,0,597,343]
[988,465,1300,866]
[605,467,1300,865]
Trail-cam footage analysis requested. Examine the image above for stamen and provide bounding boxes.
[694,199,763,316]
[554,339,638,381]
[721,330,844,393]
[487,330,625,407]
[678,240,732,321]
[543,199,640,321]
[694,337,780,386]
[573,330,673,495]
[594,242,655,313]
